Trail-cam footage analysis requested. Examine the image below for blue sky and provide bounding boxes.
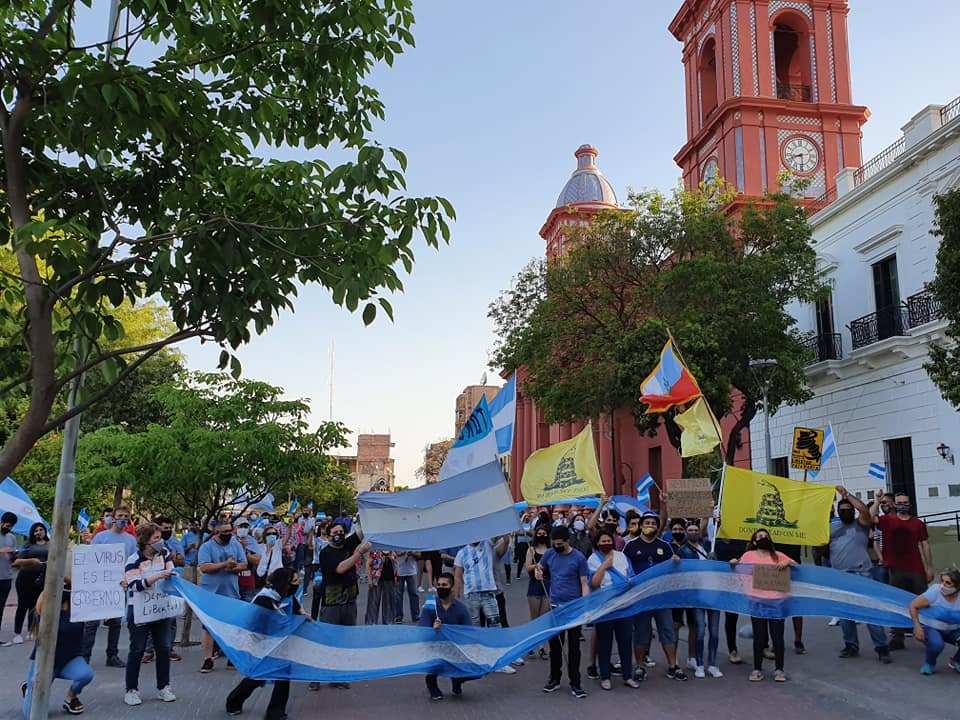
[171,0,960,484]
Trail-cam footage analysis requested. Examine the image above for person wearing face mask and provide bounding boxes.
[872,490,934,650]
[419,572,476,701]
[730,528,796,682]
[667,518,698,674]
[0,512,17,647]
[233,519,260,602]
[587,529,638,691]
[13,522,50,645]
[123,523,177,706]
[258,527,286,589]
[569,515,592,557]
[525,527,551,660]
[829,487,891,663]
[198,521,249,673]
[586,497,626,551]
[316,520,370,655]
[83,505,137,668]
[141,517,185,663]
[225,568,303,718]
[908,568,960,675]
[678,520,721,678]
[623,512,685,682]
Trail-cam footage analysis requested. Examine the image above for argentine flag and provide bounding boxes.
[439,396,498,481]
[488,376,516,457]
[0,477,48,536]
[77,507,91,532]
[808,424,837,479]
[868,463,887,482]
[635,473,656,506]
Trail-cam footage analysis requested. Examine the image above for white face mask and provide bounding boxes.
[237,528,249,538]
[942,585,958,596]
[572,520,585,532]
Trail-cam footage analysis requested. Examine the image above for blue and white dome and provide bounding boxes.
[555,144,619,208]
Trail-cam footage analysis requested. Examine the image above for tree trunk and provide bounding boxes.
[724,404,757,466]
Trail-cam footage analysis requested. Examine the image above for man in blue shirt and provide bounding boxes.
[197,520,249,673]
[82,505,138,668]
[623,512,685,682]
[535,526,590,699]
[419,572,475,701]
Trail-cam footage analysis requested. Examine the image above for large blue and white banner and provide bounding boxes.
[439,396,498,481]
[0,477,48,536]
[488,376,516,457]
[168,561,960,683]
[357,460,519,551]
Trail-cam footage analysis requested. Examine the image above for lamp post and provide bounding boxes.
[749,359,779,475]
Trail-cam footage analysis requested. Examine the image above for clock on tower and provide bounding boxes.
[669,0,868,211]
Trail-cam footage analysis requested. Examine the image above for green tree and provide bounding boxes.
[0,1,453,478]
[489,184,824,466]
[925,189,960,406]
[80,373,349,524]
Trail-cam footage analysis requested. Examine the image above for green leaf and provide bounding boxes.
[362,302,376,325]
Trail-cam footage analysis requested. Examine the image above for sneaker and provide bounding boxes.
[762,648,775,660]
[624,678,641,689]
[226,709,242,716]
[538,648,549,660]
[920,663,934,676]
[948,658,960,673]
[839,645,859,658]
[0,640,12,648]
[694,666,705,678]
[542,680,561,693]
[728,651,743,665]
[495,665,516,674]
[878,650,892,665]
[774,670,787,682]
[570,686,588,699]
[428,686,444,701]
[169,651,182,662]
[667,666,689,681]
[644,655,656,668]
[142,652,155,664]
[124,690,142,706]
[12,634,24,645]
[63,696,85,715]
[586,664,600,680]
[451,678,463,696]
[686,658,698,670]
[511,657,526,667]
[599,679,612,691]
[417,586,425,593]
[707,666,724,678]
[633,667,647,683]
[308,682,322,691]
[612,661,622,673]
[827,617,839,626]
[199,658,215,674]
[749,670,763,682]
[157,686,177,702]
[794,642,807,655]
[105,656,126,668]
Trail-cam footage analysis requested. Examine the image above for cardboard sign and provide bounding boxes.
[791,427,824,471]
[70,543,127,622]
[752,563,792,593]
[132,583,185,624]
[667,478,714,519]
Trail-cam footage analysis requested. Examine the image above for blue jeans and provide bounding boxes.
[694,608,720,667]
[126,608,171,692]
[465,591,500,628]
[22,657,95,717]
[393,575,419,622]
[839,569,888,652]
[922,626,960,667]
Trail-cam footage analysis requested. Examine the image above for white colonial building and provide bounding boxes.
[750,97,960,517]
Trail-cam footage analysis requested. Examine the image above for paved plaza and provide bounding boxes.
[1,579,955,720]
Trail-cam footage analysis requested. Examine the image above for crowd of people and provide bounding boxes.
[0,482,958,717]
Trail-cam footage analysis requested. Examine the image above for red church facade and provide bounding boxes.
[508,0,867,503]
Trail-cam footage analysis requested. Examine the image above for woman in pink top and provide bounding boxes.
[729,528,796,683]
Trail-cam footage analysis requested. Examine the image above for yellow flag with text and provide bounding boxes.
[675,397,721,457]
[520,424,604,505]
[717,465,835,545]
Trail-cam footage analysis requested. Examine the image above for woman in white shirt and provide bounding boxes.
[587,529,639,691]
[909,568,960,675]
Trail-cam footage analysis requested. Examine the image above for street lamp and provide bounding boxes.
[749,359,780,475]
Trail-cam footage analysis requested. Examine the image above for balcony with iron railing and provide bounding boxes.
[850,303,909,350]
[800,332,843,366]
[776,81,812,103]
[854,136,906,186]
[907,288,943,327]
[805,185,837,217]
[941,95,960,125]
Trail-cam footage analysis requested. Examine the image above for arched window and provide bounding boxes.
[772,13,813,102]
[699,37,719,121]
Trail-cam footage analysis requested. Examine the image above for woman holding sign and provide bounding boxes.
[123,523,177,706]
[729,528,796,683]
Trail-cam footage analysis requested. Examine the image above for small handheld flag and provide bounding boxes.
[635,473,656,506]
[423,592,438,614]
[868,463,887,482]
[288,499,299,515]
[77,507,91,532]
[808,424,837,479]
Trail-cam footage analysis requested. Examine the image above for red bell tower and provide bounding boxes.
[670,0,868,206]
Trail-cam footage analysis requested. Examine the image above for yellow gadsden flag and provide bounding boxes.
[675,397,721,458]
[717,465,835,546]
[520,424,604,505]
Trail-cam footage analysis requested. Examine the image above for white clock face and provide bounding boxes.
[782,136,820,174]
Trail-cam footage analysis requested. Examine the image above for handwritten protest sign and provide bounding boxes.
[667,478,714,519]
[132,583,184,624]
[752,564,792,593]
[70,543,126,622]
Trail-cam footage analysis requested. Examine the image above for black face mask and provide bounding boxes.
[0,527,9,535]
[535,535,548,544]
[161,530,173,540]
[838,510,855,524]
[218,533,232,544]
[436,587,452,600]
[552,544,566,553]
[331,533,345,545]
[755,537,773,551]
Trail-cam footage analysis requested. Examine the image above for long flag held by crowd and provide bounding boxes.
[520,424,604,506]
[439,396,498,481]
[167,561,959,683]
[640,338,702,413]
[487,376,516,457]
[718,465,835,545]
[0,477,48,536]
[357,460,518,551]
